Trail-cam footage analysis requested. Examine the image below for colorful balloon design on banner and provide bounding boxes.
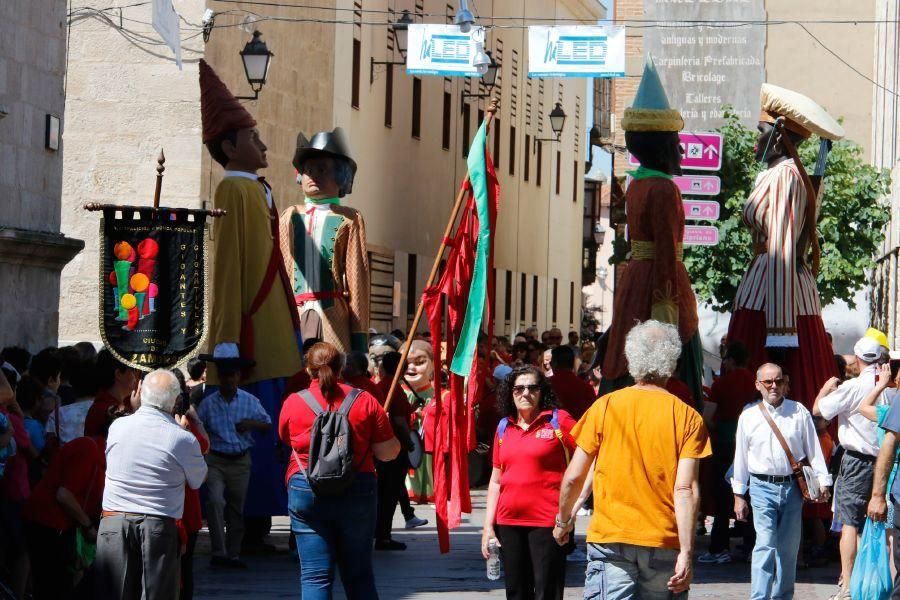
[109,237,160,331]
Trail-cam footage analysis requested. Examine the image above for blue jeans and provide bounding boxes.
[748,477,803,600]
[584,543,686,599]
[288,472,379,600]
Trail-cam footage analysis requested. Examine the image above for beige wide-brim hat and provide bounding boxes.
[760,83,845,141]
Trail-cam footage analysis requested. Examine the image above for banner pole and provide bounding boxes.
[384,97,499,412]
[153,149,165,209]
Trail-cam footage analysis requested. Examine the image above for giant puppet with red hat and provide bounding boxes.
[199,59,302,517]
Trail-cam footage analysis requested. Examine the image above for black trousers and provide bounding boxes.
[179,531,198,600]
[375,456,408,541]
[25,522,77,600]
[495,525,566,600]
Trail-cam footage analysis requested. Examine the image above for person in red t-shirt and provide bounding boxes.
[23,435,106,600]
[84,349,137,437]
[372,351,426,549]
[549,345,596,420]
[278,342,400,598]
[698,341,758,564]
[0,370,35,600]
[482,365,576,600]
[343,351,383,401]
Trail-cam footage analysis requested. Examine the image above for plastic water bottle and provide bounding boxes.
[486,538,501,580]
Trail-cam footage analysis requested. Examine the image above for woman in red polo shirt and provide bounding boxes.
[279,342,400,600]
[481,365,576,600]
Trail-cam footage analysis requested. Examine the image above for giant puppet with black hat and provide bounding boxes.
[199,59,302,517]
[279,129,370,353]
[599,56,704,404]
[726,83,845,409]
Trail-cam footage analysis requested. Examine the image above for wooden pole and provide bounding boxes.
[153,149,166,209]
[384,97,499,411]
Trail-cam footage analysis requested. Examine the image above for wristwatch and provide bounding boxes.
[555,514,573,529]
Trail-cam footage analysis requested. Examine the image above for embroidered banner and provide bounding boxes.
[99,207,208,371]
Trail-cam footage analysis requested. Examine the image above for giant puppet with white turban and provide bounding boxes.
[727,83,846,409]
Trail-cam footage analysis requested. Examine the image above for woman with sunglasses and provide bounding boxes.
[481,365,576,600]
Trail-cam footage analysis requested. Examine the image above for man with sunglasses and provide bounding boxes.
[814,336,884,600]
[732,363,830,599]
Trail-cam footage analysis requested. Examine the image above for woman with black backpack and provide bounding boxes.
[279,342,400,599]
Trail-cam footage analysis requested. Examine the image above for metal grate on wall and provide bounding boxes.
[369,250,395,333]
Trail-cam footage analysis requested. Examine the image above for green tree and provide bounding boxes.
[682,111,892,312]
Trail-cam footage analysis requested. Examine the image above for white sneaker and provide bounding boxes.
[576,507,592,517]
[566,548,588,563]
[405,516,428,529]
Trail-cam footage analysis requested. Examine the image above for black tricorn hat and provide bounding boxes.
[292,127,358,195]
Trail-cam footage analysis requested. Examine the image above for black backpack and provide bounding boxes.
[296,388,362,495]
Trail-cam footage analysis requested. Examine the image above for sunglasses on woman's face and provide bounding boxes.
[512,384,541,395]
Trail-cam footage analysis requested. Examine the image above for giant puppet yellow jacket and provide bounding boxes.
[208,176,301,384]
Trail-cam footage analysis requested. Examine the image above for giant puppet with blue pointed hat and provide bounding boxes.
[725,81,845,410]
[598,55,704,406]
[279,126,371,354]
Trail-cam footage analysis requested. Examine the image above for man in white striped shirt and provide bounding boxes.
[732,362,830,600]
[814,336,883,600]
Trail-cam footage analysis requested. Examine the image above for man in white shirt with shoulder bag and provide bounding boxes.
[732,363,831,600]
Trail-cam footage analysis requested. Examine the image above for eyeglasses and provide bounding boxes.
[757,378,785,387]
[512,384,541,395]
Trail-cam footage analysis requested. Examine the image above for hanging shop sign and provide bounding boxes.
[407,24,485,77]
[527,26,625,78]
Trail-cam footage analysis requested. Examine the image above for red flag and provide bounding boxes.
[422,128,500,554]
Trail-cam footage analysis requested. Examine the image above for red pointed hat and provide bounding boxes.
[199,59,257,143]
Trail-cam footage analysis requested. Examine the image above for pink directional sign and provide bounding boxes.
[675,175,720,196]
[628,131,723,171]
[683,225,719,246]
[683,200,720,221]
[625,174,721,196]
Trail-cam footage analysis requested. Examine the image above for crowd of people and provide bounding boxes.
[3,322,900,599]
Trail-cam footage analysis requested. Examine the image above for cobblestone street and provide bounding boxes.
[192,491,839,599]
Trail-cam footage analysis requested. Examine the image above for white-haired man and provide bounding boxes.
[733,362,831,600]
[813,336,883,600]
[94,369,207,600]
[554,320,711,598]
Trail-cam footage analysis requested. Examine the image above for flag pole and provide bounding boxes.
[384,97,499,412]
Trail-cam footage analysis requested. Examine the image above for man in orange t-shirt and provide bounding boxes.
[555,320,711,598]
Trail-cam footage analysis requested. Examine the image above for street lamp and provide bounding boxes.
[461,49,499,106]
[236,31,273,101]
[393,10,413,58]
[370,10,414,83]
[454,0,475,32]
[534,103,567,148]
[593,223,607,246]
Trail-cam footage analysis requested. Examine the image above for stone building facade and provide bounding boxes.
[0,0,83,351]
[58,0,207,344]
[59,0,606,341]
[869,0,900,347]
